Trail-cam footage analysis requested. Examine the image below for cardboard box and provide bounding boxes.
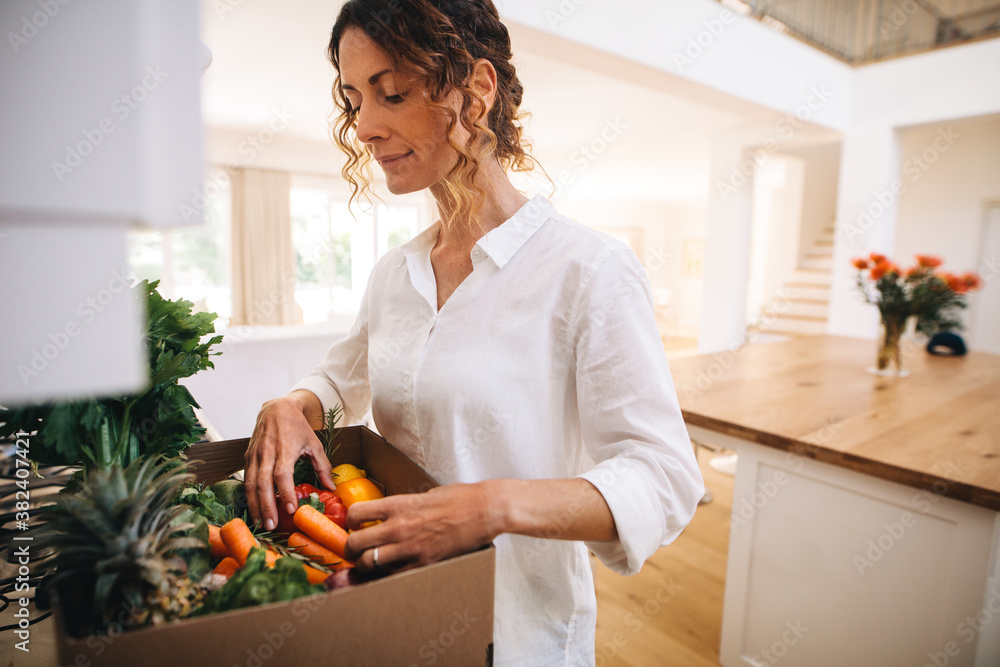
[54,426,495,666]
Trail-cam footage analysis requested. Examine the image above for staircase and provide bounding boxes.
[762,227,834,336]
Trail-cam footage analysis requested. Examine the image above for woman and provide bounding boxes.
[244,0,704,664]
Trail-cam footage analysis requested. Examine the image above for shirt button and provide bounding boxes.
[471,248,484,261]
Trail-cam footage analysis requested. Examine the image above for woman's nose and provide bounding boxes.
[355,105,387,145]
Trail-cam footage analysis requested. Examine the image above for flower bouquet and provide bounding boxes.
[852,253,981,376]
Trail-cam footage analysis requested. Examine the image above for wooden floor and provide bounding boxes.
[592,447,734,666]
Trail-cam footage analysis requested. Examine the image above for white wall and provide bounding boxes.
[893,114,1000,347]
[557,198,707,339]
[748,155,804,322]
[497,0,852,131]
[828,38,1000,339]
[205,127,347,185]
[783,142,841,261]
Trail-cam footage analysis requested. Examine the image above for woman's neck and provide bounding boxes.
[429,158,529,251]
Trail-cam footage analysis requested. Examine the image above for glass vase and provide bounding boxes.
[868,315,916,377]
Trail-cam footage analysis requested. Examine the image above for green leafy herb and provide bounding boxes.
[194,547,322,616]
[292,404,344,486]
[176,485,230,525]
[171,507,212,582]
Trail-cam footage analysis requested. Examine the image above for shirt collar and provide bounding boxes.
[399,194,554,268]
[400,219,441,259]
[476,194,553,269]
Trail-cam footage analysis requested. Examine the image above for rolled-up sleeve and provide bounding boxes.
[290,275,373,426]
[572,247,704,575]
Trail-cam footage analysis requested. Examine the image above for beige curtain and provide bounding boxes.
[230,168,302,326]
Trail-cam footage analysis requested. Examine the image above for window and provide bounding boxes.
[290,179,429,323]
[128,181,231,327]
[128,172,430,329]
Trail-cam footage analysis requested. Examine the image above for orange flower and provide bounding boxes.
[915,254,943,268]
[940,272,966,293]
[905,265,922,279]
[962,272,983,291]
[870,262,891,280]
[885,263,900,276]
[869,252,888,264]
[852,257,869,270]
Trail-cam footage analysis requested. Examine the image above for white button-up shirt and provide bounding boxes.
[293,195,703,666]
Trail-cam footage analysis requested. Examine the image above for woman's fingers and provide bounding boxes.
[308,438,336,492]
[244,396,324,529]
[344,518,417,573]
[273,452,299,519]
[253,454,278,530]
[344,519,387,560]
[342,484,495,572]
[243,446,262,522]
[345,496,392,529]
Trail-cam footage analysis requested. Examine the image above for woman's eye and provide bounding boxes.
[385,92,408,104]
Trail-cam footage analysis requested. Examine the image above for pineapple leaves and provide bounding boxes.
[40,457,203,635]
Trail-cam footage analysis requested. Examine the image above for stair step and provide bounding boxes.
[784,301,829,318]
[801,256,833,270]
[785,284,833,300]
[760,315,827,335]
[790,269,832,285]
[778,313,826,322]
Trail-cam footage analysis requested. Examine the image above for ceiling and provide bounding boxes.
[723,0,1000,63]
[200,0,833,204]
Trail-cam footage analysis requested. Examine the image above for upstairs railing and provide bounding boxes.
[720,0,1000,63]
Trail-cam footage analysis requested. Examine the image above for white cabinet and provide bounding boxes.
[0,0,203,404]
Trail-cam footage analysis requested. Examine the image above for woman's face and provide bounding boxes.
[338,27,459,195]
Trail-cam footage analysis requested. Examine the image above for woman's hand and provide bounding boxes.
[343,477,617,572]
[244,390,333,531]
[344,482,505,572]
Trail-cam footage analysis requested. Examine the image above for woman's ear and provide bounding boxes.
[470,58,498,120]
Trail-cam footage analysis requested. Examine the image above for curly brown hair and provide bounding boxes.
[328,0,540,235]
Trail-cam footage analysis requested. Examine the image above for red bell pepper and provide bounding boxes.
[276,483,347,534]
[314,488,347,530]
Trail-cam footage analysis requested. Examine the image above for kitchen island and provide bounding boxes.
[668,336,1000,667]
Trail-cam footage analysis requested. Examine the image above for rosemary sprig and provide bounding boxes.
[322,405,344,460]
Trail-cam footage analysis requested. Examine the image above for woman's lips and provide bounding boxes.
[377,151,412,169]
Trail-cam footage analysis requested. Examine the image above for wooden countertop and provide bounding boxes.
[668,335,1000,512]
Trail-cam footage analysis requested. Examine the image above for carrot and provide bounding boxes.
[220,518,258,566]
[303,565,329,585]
[212,556,240,581]
[208,524,230,559]
[294,504,349,558]
[288,532,343,567]
[265,548,281,568]
[287,532,354,569]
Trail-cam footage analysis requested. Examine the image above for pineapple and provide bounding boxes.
[41,456,209,635]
